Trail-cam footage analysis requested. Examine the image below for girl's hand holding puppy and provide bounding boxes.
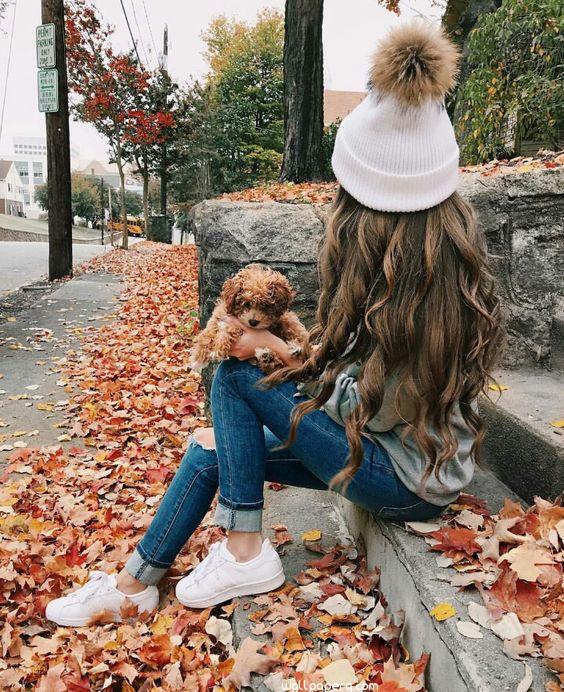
[222,315,302,367]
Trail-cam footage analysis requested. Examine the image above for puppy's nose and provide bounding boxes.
[248,319,259,327]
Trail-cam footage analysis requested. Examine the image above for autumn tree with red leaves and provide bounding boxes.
[65,0,174,246]
[121,72,177,236]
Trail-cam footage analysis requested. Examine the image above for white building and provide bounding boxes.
[4,136,142,218]
[76,159,143,196]
[0,160,26,216]
[11,136,80,218]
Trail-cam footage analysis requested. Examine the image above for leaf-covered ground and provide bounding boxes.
[0,243,561,690]
[221,151,564,205]
[406,495,564,689]
[0,244,428,691]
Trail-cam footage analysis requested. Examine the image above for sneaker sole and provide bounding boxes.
[45,602,157,628]
[46,612,123,627]
[176,569,286,609]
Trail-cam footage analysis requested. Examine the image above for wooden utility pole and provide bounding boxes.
[41,0,73,280]
[280,0,325,183]
[159,24,169,224]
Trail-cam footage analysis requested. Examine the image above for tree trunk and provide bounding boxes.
[280,0,324,183]
[116,153,128,250]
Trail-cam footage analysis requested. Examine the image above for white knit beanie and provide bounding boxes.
[332,21,460,213]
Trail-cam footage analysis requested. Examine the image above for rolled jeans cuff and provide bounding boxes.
[124,547,169,586]
[214,500,263,532]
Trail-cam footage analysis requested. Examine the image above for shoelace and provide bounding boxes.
[189,542,227,584]
[67,571,112,604]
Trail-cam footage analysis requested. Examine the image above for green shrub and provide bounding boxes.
[454,0,563,164]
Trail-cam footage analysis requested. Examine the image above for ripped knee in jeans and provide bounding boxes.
[191,427,216,451]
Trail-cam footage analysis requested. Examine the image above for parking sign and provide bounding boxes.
[37,23,56,69]
[38,68,59,113]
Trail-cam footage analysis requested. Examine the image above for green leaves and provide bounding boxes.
[454,0,564,164]
[171,11,285,202]
[35,173,102,223]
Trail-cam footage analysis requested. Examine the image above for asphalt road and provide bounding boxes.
[0,241,110,295]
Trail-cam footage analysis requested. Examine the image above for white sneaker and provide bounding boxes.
[45,571,159,627]
[176,538,285,608]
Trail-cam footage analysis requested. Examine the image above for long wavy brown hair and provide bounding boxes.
[264,186,503,490]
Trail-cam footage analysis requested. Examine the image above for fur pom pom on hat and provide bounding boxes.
[332,20,461,213]
[369,21,459,106]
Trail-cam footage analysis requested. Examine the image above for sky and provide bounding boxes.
[0,0,440,162]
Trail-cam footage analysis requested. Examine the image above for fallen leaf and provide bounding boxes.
[224,637,277,689]
[379,657,423,692]
[430,602,456,621]
[490,612,525,640]
[499,542,554,581]
[478,516,528,561]
[205,616,233,647]
[361,601,386,630]
[318,594,356,616]
[295,651,321,673]
[283,626,306,653]
[467,602,492,629]
[301,529,322,542]
[454,509,484,531]
[430,526,479,556]
[405,520,443,535]
[321,659,357,687]
[456,621,483,639]
[516,663,533,692]
[35,662,66,692]
[163,662,185,690]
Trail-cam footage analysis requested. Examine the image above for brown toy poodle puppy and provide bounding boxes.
[189,264,309,373]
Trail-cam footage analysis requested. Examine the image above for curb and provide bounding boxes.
[479,370,564,503]
[332,469,554,692]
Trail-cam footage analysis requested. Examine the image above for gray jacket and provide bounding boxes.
[298,363,475,506]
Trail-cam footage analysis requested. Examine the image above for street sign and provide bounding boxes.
[38,69,59,113]
[36,23,56,69]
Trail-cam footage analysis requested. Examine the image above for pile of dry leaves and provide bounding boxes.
[221,181,338,205]
[221,151,563,205]
[406,493,564,689]
[0,244,426,690]
[227,539,429,691]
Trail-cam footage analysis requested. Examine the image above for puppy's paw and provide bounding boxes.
[287,340,303,359]
[255,347,283,374]
[254,347,274,362]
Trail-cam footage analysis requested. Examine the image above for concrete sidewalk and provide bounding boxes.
[0,272,122,469]
[0,241,111,296]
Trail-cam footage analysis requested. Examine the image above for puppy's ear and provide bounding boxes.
[222,274,241,314]
[271,274,295,312]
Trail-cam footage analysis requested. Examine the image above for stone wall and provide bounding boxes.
[190,167,563,368]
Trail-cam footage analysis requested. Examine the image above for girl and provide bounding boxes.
[46,21,502,626]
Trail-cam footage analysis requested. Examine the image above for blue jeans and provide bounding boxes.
[125,359,444,584]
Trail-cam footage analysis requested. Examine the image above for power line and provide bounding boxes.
[0,0,17,145]
[141,0,158,66]
[119,0,143,68]
[129,0,150,69]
